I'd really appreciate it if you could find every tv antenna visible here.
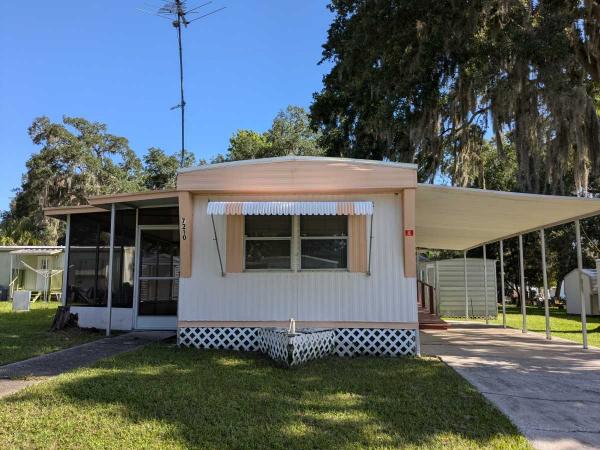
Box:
[139,1,226,167]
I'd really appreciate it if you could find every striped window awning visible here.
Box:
[207,201,373,216]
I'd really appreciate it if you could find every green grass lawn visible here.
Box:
[0,344,529,449]
[0,301,104,366]
[449,305,600,348]
[493,305,600,347]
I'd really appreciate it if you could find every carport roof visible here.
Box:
[416,184,600,251]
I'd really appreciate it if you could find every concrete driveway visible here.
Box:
[421,323,600,450]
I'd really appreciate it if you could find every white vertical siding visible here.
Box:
[179,193,417,323]
[0,251,11,286]
[72,306,133,331]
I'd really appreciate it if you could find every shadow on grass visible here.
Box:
[5,345,527,448]
[546,325,600,334]
[0,302,103,366]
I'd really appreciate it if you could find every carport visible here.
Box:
[415,184,600,349]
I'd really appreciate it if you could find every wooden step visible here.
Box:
[419,322,449,330]
[418,309,449,330]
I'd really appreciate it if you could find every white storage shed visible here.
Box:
[419,258,497,318]
[564,263,600,316]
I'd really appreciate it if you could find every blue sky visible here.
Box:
[0,1,333,211]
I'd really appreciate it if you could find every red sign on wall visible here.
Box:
[404,229,414,237]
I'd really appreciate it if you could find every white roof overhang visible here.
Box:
[416,184,600,251]
[87,190,179,209]
[207,201,374,216]
[177,156,417,194]
[10,248,62,256]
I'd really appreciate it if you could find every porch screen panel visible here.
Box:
[66,213,110,307]
[111,210,136,307]
[138,207,179,225]
[66,211,135,308]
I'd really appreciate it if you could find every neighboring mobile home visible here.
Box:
[44,156,600,356]
[0,246,64,301]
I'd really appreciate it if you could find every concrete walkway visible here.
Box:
[421,323,600,450]
[0,331,174,399]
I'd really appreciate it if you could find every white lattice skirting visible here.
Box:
[178,327,417,360]
[258,328,336,367]
[178,327,260,351]
[334,328,417,357]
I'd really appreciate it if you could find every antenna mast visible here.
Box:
[141,1,225,167]
[175,0,186,168]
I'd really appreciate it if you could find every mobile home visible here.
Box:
[46,158,420,356]
[0,246,64,301]
[44,156,600,356]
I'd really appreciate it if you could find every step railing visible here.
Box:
[417,280,436,316]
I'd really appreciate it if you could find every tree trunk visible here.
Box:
[50,306,78,331]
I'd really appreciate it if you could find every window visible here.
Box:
[300,216,348,269]
[242,215,348,271]
[244,216,292,270]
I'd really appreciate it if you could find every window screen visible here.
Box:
[244,216,292,270]
[138,207,179,225]
[300,216,348,269]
